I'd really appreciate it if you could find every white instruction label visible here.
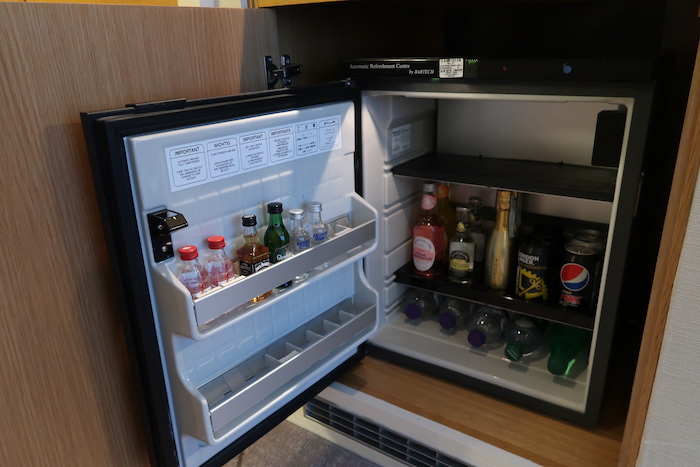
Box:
[207,138,239,178]
[391,123,411,155]
[439,58,464,78]
[165,114,341,192]
[168,144,207,188]
[268,126,294,163]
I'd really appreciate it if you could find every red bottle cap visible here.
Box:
[178,245,199,260]
[207,236,226,250]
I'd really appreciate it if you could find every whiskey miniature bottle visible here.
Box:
[236,215,272,302]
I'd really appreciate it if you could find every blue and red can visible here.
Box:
[558,242,600,313]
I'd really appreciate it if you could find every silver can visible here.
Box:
[572,229,606,254]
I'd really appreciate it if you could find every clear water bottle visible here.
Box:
[504,315,547,361]
[547,323,593,376]
[289,208,311,283]
[438,298,473,330]
[205,236,237,286]
[467,305,508,348]
[177,245,212,298]
[308,201,331,270]
[404,289,439,320]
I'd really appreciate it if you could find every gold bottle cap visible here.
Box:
[495,190,512,210]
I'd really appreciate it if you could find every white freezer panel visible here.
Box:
[382,171,422,209]
[382,203,415,254]
[381,279,408,315]
[384,239,412,279]
[360,93,436,165]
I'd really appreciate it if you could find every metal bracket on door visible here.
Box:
[265,55,302,90]
[147,209,189,263]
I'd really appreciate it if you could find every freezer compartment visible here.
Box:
[151,193,377,339]
[194,298,375,440]
[370,311,590,413]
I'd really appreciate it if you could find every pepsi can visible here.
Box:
[559,243,599,313]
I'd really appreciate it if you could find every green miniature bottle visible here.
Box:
[264,202,292,289]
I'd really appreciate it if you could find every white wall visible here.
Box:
[638,163,700,465]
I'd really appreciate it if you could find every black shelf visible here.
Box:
[391,153,617,202]
[394,262,595,330]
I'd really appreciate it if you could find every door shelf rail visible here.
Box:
[184,299,375,445]
[394,262,596,330]
[152,193,378,340]
[391,153,618,202]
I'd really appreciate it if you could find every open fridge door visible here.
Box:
[81,83,379,467]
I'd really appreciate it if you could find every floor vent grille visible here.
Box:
[305,398,474,467]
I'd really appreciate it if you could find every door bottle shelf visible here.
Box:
[152,193,378,340]
[183,299,376,445]
[391,153,618,202]
[394,262,596,330]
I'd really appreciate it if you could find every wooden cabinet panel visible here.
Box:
[0,3,277,465]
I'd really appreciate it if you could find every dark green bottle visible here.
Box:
[264,202,292,288]
[547,323,592,376]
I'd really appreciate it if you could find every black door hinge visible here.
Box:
[265,55,302,90]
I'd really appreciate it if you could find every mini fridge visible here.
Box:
[81,58,655,467]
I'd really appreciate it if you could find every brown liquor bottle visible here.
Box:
[236,214,272,302]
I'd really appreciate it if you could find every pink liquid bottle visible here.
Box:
[412,181,447,277]
[205,236,237,286]
[177,245,212,298]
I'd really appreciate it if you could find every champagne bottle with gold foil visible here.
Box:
[485,190,514,290]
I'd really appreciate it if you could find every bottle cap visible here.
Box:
[267,202,283,214]
[505,341,524,361]
[289,208,304,220]
[422,182,437,192]
[436,183,450,199]
[468,329,486,348]
[438,312,457,330]
[404,303,422,320]
[547,356,568,376]
[207,236,226,250]
[178,245,198,260]
[307,201,322,213]
[242,214,257,226]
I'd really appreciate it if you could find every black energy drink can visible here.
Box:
[515,236,551,302]
[559,242,599,313]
